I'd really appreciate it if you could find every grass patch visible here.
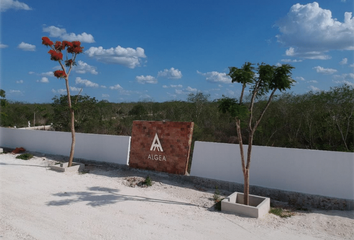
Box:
[213,186,224,211]
[142,176,152,187]
[16,153,33,160]
[269,207,295,218]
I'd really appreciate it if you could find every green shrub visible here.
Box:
[16,153,33,160]
[269,207,294,218]
[143,176,152,186]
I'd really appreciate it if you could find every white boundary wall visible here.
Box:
[190,141,354,200]
[0,127,131,165]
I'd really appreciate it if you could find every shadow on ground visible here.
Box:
[47,186,199,208]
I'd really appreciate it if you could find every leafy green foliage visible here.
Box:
[0,89,9,121]
[217,97,248,119]
[16,153,33,160]
[1,85,352,152]
[269,207,294,218]
[228,62,255,85]
[142,175,152,186]
[52,94,100,132]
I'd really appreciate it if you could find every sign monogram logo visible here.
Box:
[150,133,163,152]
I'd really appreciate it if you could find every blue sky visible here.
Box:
[0,0,353,103]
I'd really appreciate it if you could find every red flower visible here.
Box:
[72,41,81,47]
[54,41,64,50]
[48,49,63,61]
[42,37,53,46]
[65,59,74,67]
[53,70,67,78]
[62,41,73,48]
[66,40,83,54]
[67,46,83,54]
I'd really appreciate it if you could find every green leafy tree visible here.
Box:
[218,62,294,205]
[52,94,100,133]
[42,36,84,167]
[0,89,8,121]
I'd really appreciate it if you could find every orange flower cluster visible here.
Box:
[62,41,73,48]
[67,41,83,54]
[48,50,63,61]
[42,37,53,46]
[42,36,83,55]
[53,70,67,78]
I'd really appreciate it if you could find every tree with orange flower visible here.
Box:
[42,36,83,167]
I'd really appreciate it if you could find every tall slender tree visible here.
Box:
[218,62,294,205]
[42,37,83,167]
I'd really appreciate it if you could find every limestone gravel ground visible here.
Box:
[0,152,353,240]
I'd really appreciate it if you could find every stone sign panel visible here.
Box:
[129,121,194,175]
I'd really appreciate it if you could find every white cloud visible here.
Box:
[0,0,31,12]
[18,42,35,51]
[307,80,318,83]
[43,26,95,43]
[75,77,99,88]
[281,59,302,63]
[175,89,184,95]
[109,84,123,90]
[339,58,348,65]
[75,60,98,75]
[276,2,354,58]
[9,90,21,94]
[158,67,182,79]
[333,73,354,81]
[53,87,81,94]
[0,43,8,48]
[226,90,235,96]
[70,87,81,92]
[101,85,107,88]
[41,71,54,77]
[186,86,197,92]
[16,80,23,84]
[197,70,231,83]
[162,84,183,88]
[285,47,331,60]
[139,94,152,100]
[86,45,146,68]
[334,80,354,87]
[102,94,110,98]
[36,77,49,83]
[52,89,66,94]
[309,86,320,92]
[174,86,198,95]
[350,64,354,68]
[295,76,305,81]
[136,75,157,84]
[313,66,337,74]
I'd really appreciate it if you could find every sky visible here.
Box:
[0,0,353,103]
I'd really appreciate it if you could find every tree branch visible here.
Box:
[253,88,277,131]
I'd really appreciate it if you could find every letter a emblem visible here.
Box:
[150,133,163,152]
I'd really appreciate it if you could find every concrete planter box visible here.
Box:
[221,192,270,218]
[49,162,85,173]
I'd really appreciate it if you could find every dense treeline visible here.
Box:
[0,84,353,152]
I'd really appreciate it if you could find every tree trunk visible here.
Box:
[69,108,75,167]
[64,78,75,167]
[244,169,249,205]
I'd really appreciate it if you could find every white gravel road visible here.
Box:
[0,153,353,240]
